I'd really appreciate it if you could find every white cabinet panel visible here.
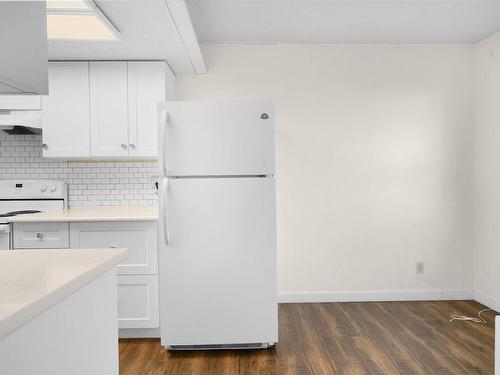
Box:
[117,275,159,329]
[13,222,69,249]
[42,62,90,157]
[90,62,129,157]
[70,221,158,274]
[128,62,166,158]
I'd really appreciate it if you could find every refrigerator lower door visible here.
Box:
[160,177,277,349]
[158,100,275,177]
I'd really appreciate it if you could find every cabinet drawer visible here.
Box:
[69,221,158,274]
[117,275,159,329]
[13,222,69,249]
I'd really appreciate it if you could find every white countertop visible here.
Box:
[7,206,159,223]
[0,248,127,339]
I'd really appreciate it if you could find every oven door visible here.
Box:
[0,223,11,250]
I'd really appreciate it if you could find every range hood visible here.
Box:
[0,95,42,135]
[0,111,42,134]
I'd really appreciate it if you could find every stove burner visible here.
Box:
[6,210,42,215]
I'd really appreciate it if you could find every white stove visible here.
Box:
[0,180,68,250]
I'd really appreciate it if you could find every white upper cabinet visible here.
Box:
[42,62,91,158]
[90,62,129,158]
[41,60,172,159]
[127,62,167,158]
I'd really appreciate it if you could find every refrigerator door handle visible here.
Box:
[161,178,169,244]
[160,110,168,177]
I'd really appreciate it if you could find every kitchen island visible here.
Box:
[0,248,127,375]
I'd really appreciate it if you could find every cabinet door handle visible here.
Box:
[120,143,128,149]
[42,144,48,150]
[129,143,136,149]
[36,232,44,239]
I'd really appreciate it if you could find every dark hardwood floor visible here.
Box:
[119,300,497,375]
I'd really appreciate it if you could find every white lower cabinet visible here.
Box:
[70,221,158,274]
[117,275,159,329]
[69,220,160,331]
[12,220,160,332]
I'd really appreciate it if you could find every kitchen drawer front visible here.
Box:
[13,222,69,249]
[117,275,159,329]
[69,221,158,274]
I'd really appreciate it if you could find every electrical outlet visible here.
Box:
[416,262,424,275]
[151,176,160,195]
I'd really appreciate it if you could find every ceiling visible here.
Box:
[48,0,201,74]
[186,0,500,44]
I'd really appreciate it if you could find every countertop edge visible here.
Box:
[8,217,159,223]
[6,207,159,223]
[0,249,128,340]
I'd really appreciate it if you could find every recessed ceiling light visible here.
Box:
[46,0,119,41]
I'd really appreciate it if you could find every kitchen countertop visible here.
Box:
[0,248,127,339]
[6,206,159,223]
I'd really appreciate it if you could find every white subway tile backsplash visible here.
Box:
[0,133,158,207]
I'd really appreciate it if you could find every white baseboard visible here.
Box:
[474,290,500,312]
[278,289,474,303]
[119,328,160,339]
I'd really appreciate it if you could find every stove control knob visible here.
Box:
[40,185,47,192]
[49,184,57,193]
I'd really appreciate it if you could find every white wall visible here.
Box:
[177,44,475,300]
[474,31,500,312]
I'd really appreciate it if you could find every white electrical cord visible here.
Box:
[449,308,494,324]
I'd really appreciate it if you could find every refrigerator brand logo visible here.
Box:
[260,113,269,120]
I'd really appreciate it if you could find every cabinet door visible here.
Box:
[69,221,158,274]
[90,62,129,157]
[127,62,166,158]
[42,62,90,157]
[117,275,159,329]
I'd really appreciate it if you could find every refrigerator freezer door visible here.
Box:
[160,177,278,347]
[158,101,275,177]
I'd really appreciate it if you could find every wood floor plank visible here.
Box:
[119,301,497,375]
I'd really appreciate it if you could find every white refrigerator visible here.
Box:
[157,100,278,350]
